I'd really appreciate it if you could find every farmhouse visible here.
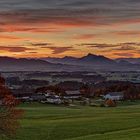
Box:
[103,92,124,101]
[30,94,46,101]
[46,95,62,104]
[64,90,82,99]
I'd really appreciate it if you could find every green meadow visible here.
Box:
[1,102,140,140]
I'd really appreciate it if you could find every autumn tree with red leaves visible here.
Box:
[0,76,23,137]
[105,99,117,107]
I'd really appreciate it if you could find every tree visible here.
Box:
[80,84,94,105]
[124,85,139,100]
[0,76,23,137]
[80,84,93,98]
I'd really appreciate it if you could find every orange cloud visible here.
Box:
[113,52,135,57]
[113,31,140,36]
[0,34,22,40]
[0,46,35,52]
[73,34,96,40]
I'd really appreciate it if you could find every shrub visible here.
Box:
[105,99,117,107]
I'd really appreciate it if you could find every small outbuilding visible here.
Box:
[103,92,124,101]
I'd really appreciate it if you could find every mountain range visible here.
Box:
[0,57,80,71]
[43,53,116,65]
[41,53,140,71]
[0,54,139,71]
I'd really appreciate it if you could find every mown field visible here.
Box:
[1,102,140,140]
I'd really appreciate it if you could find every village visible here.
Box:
[1,71,140,107]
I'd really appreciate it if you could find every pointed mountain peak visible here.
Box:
[86,53,96,57]
[82,53,104,59]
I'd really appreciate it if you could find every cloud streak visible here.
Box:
[0,46,35,52]
[80,42,140,49]
[0,6,139,33]
[45,46,74,54]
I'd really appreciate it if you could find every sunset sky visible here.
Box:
[0,0,140,58]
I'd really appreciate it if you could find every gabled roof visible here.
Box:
[107,92,124,96]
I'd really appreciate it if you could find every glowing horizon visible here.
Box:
[0,0,140,59]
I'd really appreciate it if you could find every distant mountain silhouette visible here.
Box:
[43,56,77,65]
[41,53,140,71]
[0,57,82,71]
[78,53,116,65]
[117,60,132,65]
[116,58,140,64]
[0,55,139,71]
[43,53,116,66]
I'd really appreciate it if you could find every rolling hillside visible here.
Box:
[1,102,140,140]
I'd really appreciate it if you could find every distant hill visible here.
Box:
[116,58,140,64]
[0,57,83,71]
[42,53,116,66]
[43,56,77,65]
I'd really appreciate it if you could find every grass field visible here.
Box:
[1,102,140,140]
